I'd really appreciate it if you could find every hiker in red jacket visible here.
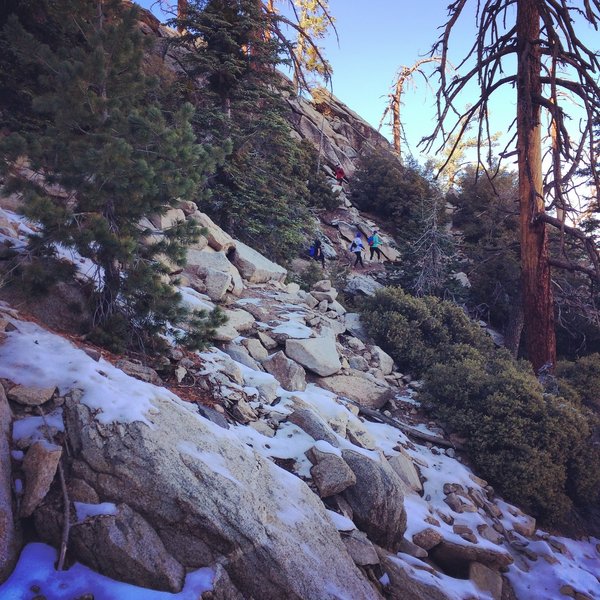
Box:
[335,165,346,185]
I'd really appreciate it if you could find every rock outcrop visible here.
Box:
[54,394,379,600]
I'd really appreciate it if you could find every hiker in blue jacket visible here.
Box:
[310,238,325,268]
[350,232,365,268]
[368,229,383,262]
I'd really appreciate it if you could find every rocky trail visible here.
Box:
[0,201,598,600]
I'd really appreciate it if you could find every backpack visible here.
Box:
[309,244,316,257]
[367,235,374,246]
[349,241,357,252]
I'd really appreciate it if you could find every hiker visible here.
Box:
[349,232,365,268]
[335,165,346,185]
[368,229,382,262]
[310,238,325,268]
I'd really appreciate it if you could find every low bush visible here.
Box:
[359,287,493,376]
[360,286,600,523]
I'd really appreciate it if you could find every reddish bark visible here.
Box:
[516,0,556,373]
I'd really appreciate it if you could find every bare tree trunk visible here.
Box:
[177,0,187,32]
[392,79,401,160]
[516,0,556,372]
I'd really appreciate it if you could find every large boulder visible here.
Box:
[345,275,383,297]
[185,248,232,277]
[262,351,307,392]
[20,441,62,518]
[230,240,287,283]
[0,386,19,582]
[189,211,235,252]
[148,207,186,231]
[317,373,390,410]
[70,503,185,592]
[60,394,380,600]
[341,450,407,552]
[285,337,342,377]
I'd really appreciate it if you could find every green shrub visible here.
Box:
[557,354,600,412]
[19,257,77,296]
[359,286,600,523]
[422,350,600,522]
[359,287,493,376]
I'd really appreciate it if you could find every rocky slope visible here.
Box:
[0,203,599,600]
[0,9,598,599]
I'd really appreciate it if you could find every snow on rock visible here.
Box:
[50,390,379,599]
[0,543,214,600]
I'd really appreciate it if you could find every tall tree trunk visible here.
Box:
[392,79,402,160]
[516,0,556,373]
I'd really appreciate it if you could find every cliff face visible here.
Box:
[286,86,392,177]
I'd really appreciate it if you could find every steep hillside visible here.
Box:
[0,5,599,600]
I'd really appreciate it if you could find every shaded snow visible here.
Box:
[0,543,213,600]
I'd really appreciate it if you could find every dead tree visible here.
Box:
[379,57,442,161]
[422,0,600,373]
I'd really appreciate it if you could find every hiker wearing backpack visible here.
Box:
[368,229,382,262]
[310,238,325,268]
[349,232,365,268]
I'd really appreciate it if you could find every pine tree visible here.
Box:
[172,0,316,264]
[0,0,223,350]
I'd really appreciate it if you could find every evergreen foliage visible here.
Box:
[360,287,600,523]
[0,0,223,351]
[448,168,521,327]
[171,0,321,265]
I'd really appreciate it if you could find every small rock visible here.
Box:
[8,385,57,407]
[412,528,442,551]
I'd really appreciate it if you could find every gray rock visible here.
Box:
[341,450,407,551]
[412,528,443,551]
[263,351,307,392]
[20,441,62,517]
[304,294,320,309]
[309,452,356,497]
[285,337,342,377]
[204,269,232,301]
[189,211,235,252]
[257,331,278,350]
[469,562,503,600]
[231,240,287,283]
[370,346,394,376]
[381,553,453,600]
[312,280,332,292]
[345,275,383,297]
[61,395,377,599]
[70,503,185,592]
[241,338,268,361]
[287,399,340,446]
[344,313,369,342]
[388,449,423,493]
[0,386,19,582]
[148,207,186,231]
[311,290,338,303]
[348,356,369,371]
[7,384,57,406]
[317,373,390,410]
[342,530,379,566]
[114,360,162,386]
[222,344,262,372]
[196,405,230,430]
